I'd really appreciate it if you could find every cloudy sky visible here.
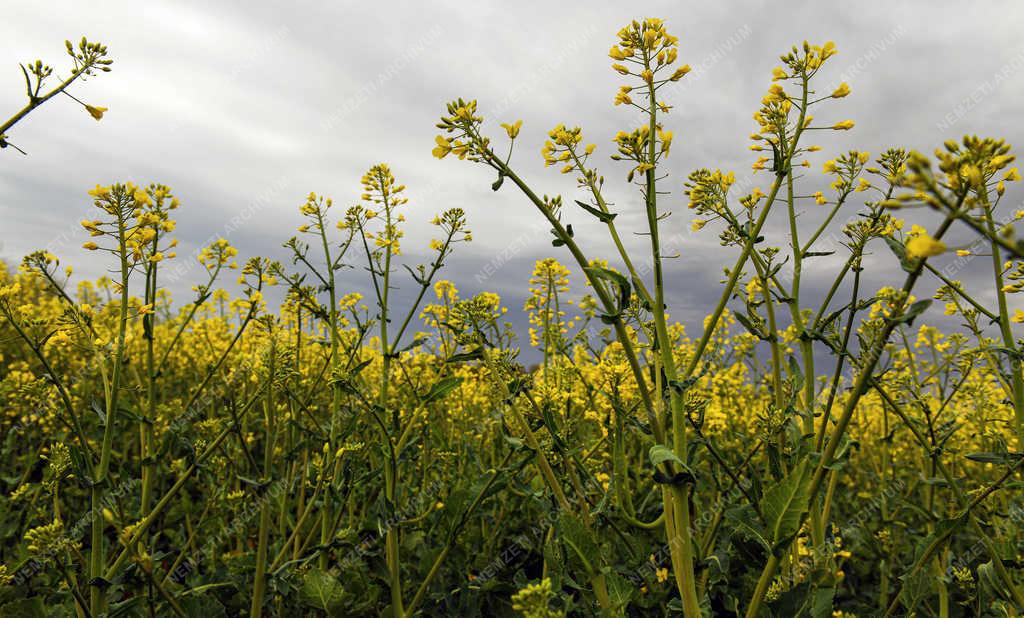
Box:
[3,1,1023,356]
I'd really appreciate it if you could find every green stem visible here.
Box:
[250,333,276,618]
[315,207,341,571]
[983,202,1024,443]
[90,198,130,616]
[1,62,92,136]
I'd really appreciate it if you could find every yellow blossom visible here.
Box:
[500,120,523,139]
[85,105,108,120]
[906,234,946,259]
[831,83,850,98]
[432,135,452,159]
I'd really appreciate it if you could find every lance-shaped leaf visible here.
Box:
[584,266,631,313]
[446,347,484,363]
[884,235,917,272]
[422,376,463,404]
[574,199,617,223]
[965,451,1024,466]
[760,457,812,553]
[734,311,767,340]
[890,299,932,326]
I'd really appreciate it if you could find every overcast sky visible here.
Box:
[3,1,1024,356]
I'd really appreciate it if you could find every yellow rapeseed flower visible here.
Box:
[906,234,946,259]
[432,135,452,159]
[831,83,850,98]
[500,120,523,139]
[85,105,108,120]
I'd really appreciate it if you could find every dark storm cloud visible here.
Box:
[2,1,1023,357]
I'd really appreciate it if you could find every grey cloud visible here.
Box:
[3,0,1023,360]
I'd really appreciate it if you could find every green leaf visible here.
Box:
[402,263,427,285]
[551,227,566,248]
[904,515,966,591]
[397,336,429,353]
[734,311,768,340]
[299,568,346,612]
[823,435,859,470]
[983,345,1024,360]
[965,451,1023,466]
[446,347,484,363]
[558,513,601,574]
[899,567,932,612]
[891,299,932,325]
[603,571,634,612]
[979,560,1016,604]
[809,587,835,618]
[788,355,804,394]
[90,399,106,425]
[884,235,916,272]
[583,266,631,309]
[178,595,227,617]
[540,405,567,452]
[349,358,373,376]
[0,598,46,618]
[506,376,530,398]
[723,505,770,552]
[574,199,617,223]
[543,534,565,592]
[423,376,463,404]
[816,305,847,332]
[648,444,684,468]
[760,457,812,553]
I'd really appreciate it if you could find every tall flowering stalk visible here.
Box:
[284,164,471,615]
[285,190,355,569]
[80,184,151,615]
